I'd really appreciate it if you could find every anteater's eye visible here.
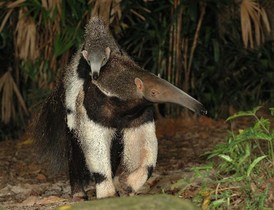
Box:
[102,57,107,65]
[151,89,158,97]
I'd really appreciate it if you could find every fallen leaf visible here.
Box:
[36,195,66,205]
[22,195,38,206]
[36,173,47,181]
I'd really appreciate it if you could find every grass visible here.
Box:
[169,107,274,209]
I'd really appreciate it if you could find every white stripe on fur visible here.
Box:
[64,48,85,130]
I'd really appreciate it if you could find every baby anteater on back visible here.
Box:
[64,17,122,132]
[81,16,122,80]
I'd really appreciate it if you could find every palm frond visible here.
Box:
[15,8,39,60]
[0,9,13,33]
[240,0,271,48]
[0,70,28,124]
[6,0,25,9]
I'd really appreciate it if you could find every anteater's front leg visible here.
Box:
[78,118,117,199]
[123,121,158,194]
[68,129,91,200]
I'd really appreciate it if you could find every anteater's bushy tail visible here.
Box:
[30,81,69,173]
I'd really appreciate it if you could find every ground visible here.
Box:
[0,113,267,209]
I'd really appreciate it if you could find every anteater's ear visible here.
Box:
[134,77,144,93]
[81,50,88,61]
[105,47,111,59]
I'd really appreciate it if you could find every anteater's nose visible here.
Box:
[92,72,99,80]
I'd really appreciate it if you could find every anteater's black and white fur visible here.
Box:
[32,53,158,199]
[65,17,122,135]
[31,18,206,200]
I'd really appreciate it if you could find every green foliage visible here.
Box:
[120,0,172,74]
[209,106,274,169]
[54,27,81,58]
[195,24,274,117]
[206,107,273,208]
[169,107,274,209]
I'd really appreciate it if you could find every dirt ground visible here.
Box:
[0,112,264,210]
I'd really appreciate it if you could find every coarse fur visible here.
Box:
[92,54,207,115]
[30,78,68,173]
[71,53,206,197]
[82,16,122,80]
[31,52,206,199]
[64,17,123,133]
[31,53,156,198]
[72,77,156,198]
[64,47,86,131]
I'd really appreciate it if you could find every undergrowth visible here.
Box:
[170,107,274,209]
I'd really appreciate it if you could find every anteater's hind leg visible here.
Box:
[122,121,158,194]
[110,130,124,177]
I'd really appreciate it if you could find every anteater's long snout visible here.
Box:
[141,75,207,115]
